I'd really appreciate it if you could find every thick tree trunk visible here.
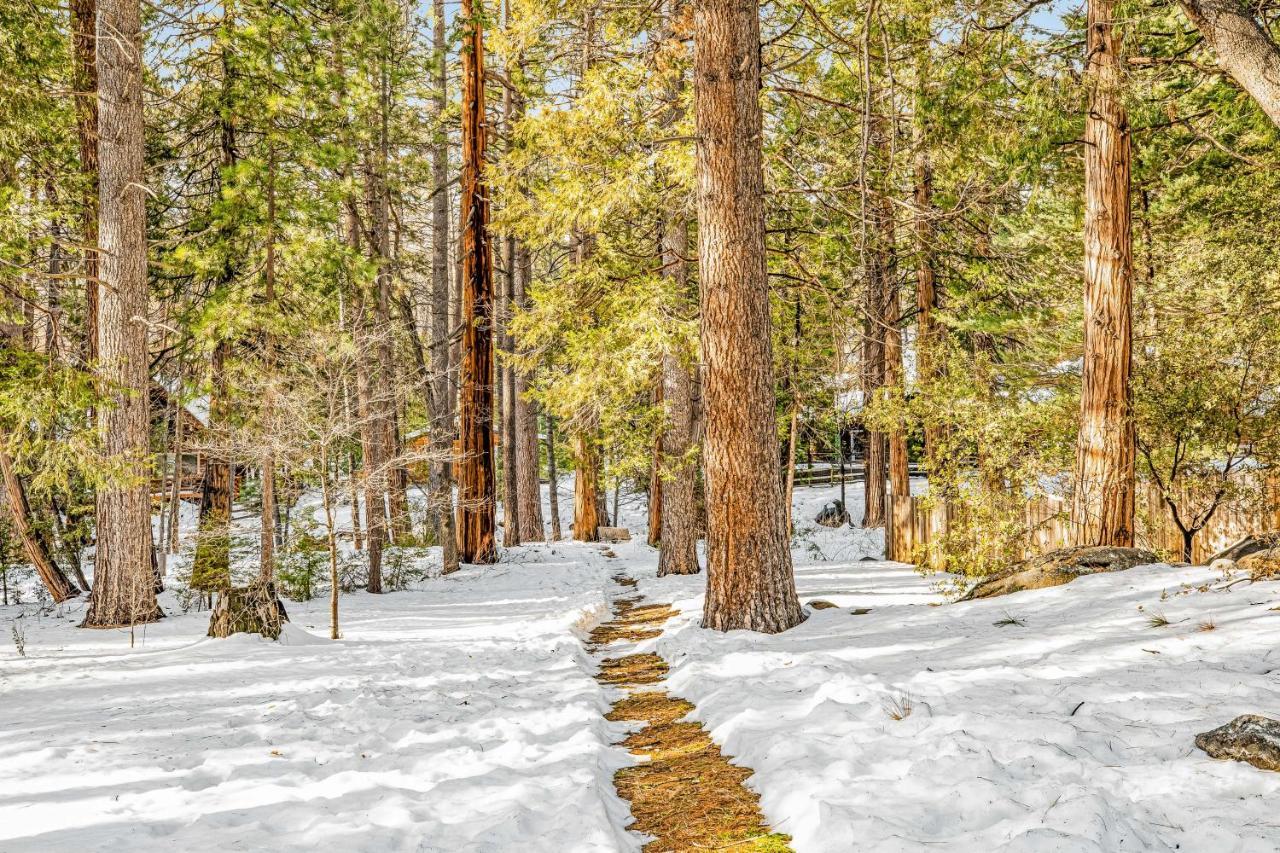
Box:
[1178,0,1280,128]
[84,0,162,627]
[456,0,498,564]
[547,415,562,540]
[1071,0,1136,547]
[429,0,459,573]
[694,0,802,632]
[0,453,79,602]
[572,433,601,541]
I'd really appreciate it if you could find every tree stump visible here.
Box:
[207,582,289,640]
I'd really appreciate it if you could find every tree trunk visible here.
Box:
[513,242,545,542]
[501,231,520,545]
[860,74,890,530]
[885,288,912,558]
[72,0,99,366]
[456,0,498,564]
[1071,0,1136,547]
[84,0,162,627]
[913,72,945,474]
[1178,0,1280,128]
[694,0,802,632]
[167,375,183,554]
[657,213,699,576]
[547,415,562,540]
[192,340,233,592]
[192,37,238,593]
[429,0,459,573]
[572,433,601,541]
[0,453,78,602]
[647,381,663,548]
[259,144,278,582]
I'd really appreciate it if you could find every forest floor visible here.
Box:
[3,482,1280,851]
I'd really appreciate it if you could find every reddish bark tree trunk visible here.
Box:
[84,0,162,627]
[1072,0,1136,547]
[695,0,801,632]
[572,433,601,542]
[456,0,498,563]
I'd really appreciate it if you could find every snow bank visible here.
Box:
[637,558,1280,852]
[0,546,636,852]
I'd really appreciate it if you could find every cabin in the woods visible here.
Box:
[148,384,210,502]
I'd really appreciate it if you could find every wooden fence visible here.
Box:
[886,471,1280,568]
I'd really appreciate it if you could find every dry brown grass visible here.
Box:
[608,688,791,852]
[598,653,669,686]
[591,585,791,853]
[614,575,639,588]
[590,602,679,646]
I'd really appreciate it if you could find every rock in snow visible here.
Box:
[1196,715,1280,772]
[814,499,850,528]
[962,545,1159,600]
[1208,532,1280,564]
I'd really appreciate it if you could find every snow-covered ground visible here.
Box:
[0,542,634,852]
[4,478,1280,852]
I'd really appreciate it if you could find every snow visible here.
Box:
[0,545,636,852]
[5,477,1280,851]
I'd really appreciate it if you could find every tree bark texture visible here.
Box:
[1071,0,1136,547]
[84,0,162,627]
[456,0,498,564]
[513,242,544,542]
[657,209,700,576]
[1178,0,1280,128]
[572,432,601,541]
[694,0,802,632]
[72,0,100,366]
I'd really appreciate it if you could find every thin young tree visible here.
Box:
[429,0,459,572]
[83,0,162,627]
[456,0,498,563]
[1071,0,1135,547]
[695,0,802,632]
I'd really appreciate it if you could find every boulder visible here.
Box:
[815,500,850,528]
[961,545,1159,601]
[1195,715,1280,772]
[1238,548,1280,581]
[1208,532,1280,565]
[597,526,631,543]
